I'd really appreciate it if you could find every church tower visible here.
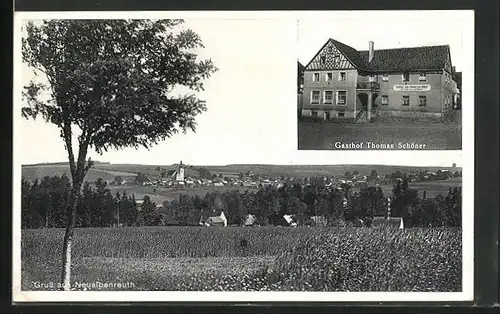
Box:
[175,161,185,182]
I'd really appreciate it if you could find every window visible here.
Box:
[419,72,426,81]
[402,72,410,82]
[320,56,326,64]
[336,91,347,105]
[338,112,345,118]
[419,96,427,106]
[310,90,320,104]
[326,73,333,82]
[339,72,347,81]
[327,47,333,53]
[311,110,318,118]
[381,95,389,105]
[313,73,320,82]
[324,91,334,104]
[402,96,410,106]
[334,55,340,65]
[369,74,376,82]
[382,74,389,82]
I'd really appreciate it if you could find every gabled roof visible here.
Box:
[308,38,452,73]
[329,38,369,70]
[298,61,305,72]
[199,209,224,219]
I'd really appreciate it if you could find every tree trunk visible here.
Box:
[60,181,82,291]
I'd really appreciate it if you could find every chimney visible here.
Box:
[368,41,374,62]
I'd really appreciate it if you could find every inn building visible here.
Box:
[298,39,460,122]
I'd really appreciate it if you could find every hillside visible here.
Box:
[203,164,459,178]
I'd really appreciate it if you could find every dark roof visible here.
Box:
[330,38,369,70]
[298,61,305,72]
[358,45,450,72]
[322,38,451,73]
[166,169,176,176]
[199,209,223,219]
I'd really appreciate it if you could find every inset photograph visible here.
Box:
[21,162,463,293]
[297,11,472,150]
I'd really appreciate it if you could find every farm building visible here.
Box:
[310,215,327,226]
[299,38,460,122]
[199,210,228,227]
[372,217,404,229]
[243,214,257,227]
[135,198,144,211]
[273,214,297,227]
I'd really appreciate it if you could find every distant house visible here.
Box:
[274,214,297,227]
[310,215,327,226]
[199,210,227,227]
[372,217,404,229]
[243,214,257,227]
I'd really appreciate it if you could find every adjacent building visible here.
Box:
[199,210,228,227]
[299,38,460,122]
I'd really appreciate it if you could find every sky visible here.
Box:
[13,11,472,168]
[298,10,472,72]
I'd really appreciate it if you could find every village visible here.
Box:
[104,161,462,230]
[116,161,460,191]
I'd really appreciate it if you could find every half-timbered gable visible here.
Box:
[305,39,357,71]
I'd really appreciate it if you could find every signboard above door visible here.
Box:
[393,84,431,92]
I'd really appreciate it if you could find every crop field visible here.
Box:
[298,120,462,150]
[378,178,462,198]
[22,226,462,292]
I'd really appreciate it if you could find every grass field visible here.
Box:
[297,120,462,150]
[22,226,462,292]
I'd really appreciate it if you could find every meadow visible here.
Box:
[297,120,462,150]
[22,226,462,292]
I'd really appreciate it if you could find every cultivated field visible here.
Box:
[22,226,462,292]
[297,120,462,150]
[378,177,462,198]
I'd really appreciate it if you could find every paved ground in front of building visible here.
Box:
[297,120,462,150]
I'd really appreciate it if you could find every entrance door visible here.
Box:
[325,111,330,120]
[358,93,368,110]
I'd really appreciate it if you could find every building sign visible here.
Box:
[393,84,431,92]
